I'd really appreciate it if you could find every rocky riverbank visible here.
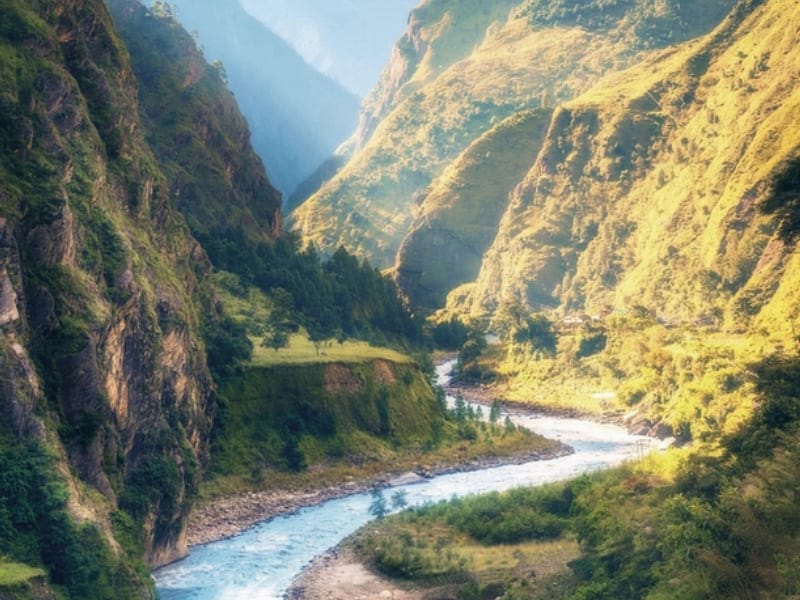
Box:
[186,442,573,547]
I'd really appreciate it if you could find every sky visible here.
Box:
[238,0,419,97]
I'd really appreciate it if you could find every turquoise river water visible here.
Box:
[155,360,650,599]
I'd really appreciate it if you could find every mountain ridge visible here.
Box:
[290,0,740,269]
[153,0,360,198]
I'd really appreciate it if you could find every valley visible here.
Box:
[154,360,646,599]
[0,0,798,599]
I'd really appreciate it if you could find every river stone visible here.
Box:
[0,267,19,325]
[388,471,427,486]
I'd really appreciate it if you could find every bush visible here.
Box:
[0,437,149,599]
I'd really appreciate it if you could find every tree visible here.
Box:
[282,435,306,472]
[490,401,501,427]
[261,287,296,351]
[376,387,392,435]
[369,489,388,519]
[262,328,289,352]
[429,417,444,448]
[513,314,557,353]
[458,339,484,365]
[391,490,409,511]
[307,321,333,356]
[504,416,516,433]
[453,394,467,422]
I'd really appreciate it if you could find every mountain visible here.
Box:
[0,0,233,593]
[290,0,737,269]
[0,1,459,595]
[0,0,290,593]
[112,0,283,245]
[290,0,800,441]
[239,0,418,97]
[154,0,360,198]
[449,0,800,337]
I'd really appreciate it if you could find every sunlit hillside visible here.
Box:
[291,0,737,267]
[453,0,800,338]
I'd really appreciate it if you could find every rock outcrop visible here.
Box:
[0,0,281,593]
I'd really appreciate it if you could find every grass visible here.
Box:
[201,423,558,500]
[349,493,581,598]
[0,560,44,586]
[210,271,412,365]
[249,333,410,366]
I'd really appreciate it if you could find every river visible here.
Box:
[154,360,650,599]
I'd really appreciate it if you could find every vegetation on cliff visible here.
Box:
[291,0,738,269]
[0,0,229,594]
[153,0,360,198]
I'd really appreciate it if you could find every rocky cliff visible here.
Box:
[0,0,280,595]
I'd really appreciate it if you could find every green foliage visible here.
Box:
[391,489,409,511]
[0,437,148,599]
[260,287,296,352]
[576,332,607,359]
[369,489,389,520]
[360,525,471,581]
[119,453,181,532]
[202,315,253,380]
[376,387,392,436]
[422,485,571,546]
[456,325,489,379]
[430,317,470,350]
[489,401,501,426]
[513,314,558,354]
[349,354,800,599]
[80,206,129,304]
[201,233,423,350]
[208,361,440,479]
[109,0,283,240]
[281,434,307,472]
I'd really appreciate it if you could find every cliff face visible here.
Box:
[290,0,737,268]
[0,0,279,592]
[158,0,360,198]
[451,0,800,337]
[108,0,283,246]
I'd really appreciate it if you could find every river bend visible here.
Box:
[155,360,649,599]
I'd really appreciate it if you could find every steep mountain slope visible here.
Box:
[109,0,283,245]
[291,0,737,268]
[0,0,284,595]
[158,0,360,198]
[415,0,800,450]
[395,109,554,310]
[239,0,418,97]
[452,0,800,339]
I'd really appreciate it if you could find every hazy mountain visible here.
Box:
[0,0,430,595]
[239,0,418,97]
[158,0,360,197]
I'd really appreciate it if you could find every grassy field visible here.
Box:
[211,271,412,366]
[249,333,411,366]
[0,560,44,586]
[349,485,583,599]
